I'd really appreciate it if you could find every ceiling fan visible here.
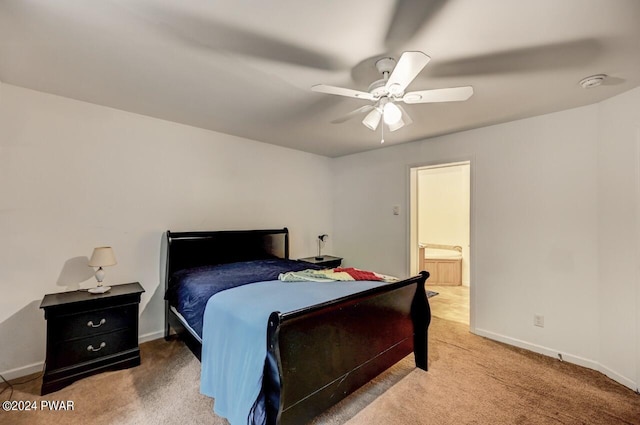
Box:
[311,51,473,137]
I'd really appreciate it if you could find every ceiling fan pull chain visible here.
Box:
[381,119,385,144]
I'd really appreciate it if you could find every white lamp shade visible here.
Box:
[362,108,382,130]
[88,247,117,267]
[383,102,402,125]
[388,117,406,132]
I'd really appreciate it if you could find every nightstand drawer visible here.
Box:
[49,303,137,342]
[48,328,138,370]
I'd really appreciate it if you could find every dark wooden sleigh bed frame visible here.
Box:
[164,228,431,425]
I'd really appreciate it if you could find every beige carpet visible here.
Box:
[2,317,639,424]
[347,318,640,424]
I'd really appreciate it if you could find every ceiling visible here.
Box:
[1,0,639,157]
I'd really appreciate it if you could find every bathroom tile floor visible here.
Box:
[427,284,469,325]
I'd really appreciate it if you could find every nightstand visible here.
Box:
[40,282,145,395]
[298,255,343,268]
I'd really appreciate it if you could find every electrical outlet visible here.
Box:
[534,314,544,327]
[392,205,400,215]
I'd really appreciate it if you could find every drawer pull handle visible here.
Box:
[87,318,106,328]
[87,342,106,352]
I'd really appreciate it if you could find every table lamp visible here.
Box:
[316,234,328,260]
[88,247,117,294]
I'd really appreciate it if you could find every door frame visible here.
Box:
[408,157,476,332]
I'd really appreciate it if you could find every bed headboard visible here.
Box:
[165,228,290,283]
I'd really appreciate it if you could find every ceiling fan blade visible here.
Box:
[117,1,346,71]
[396,104,413,126]
[331,105,375,124]
[385,0,448,49]
[385,51,431,95]
[427,39,600,78]
[403,86,473,104]
[312,84,375,101]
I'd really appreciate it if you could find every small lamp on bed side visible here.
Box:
[316,234,328,260]
[88,247,117,294]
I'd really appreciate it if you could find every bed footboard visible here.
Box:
[264,271,430,425]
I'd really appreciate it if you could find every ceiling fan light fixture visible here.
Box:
[383,102,402,125]
[362,108,382,131]
[312,51,472,142]
[388,117,406,132]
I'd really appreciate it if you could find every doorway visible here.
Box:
[409,161,471,326]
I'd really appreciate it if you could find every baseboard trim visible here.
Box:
[598,363,638,391]
[0,361,45,381]
[6,328,636,392]
[1,331,166,381]
[474,328,638,391]
[139,329,164,344]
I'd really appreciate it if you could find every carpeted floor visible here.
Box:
[2,317,639,424]
[347,318,640,425]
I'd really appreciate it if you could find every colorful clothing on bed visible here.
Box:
[335,267,383,281]
[278,268,353,282]
[278,267,398,283]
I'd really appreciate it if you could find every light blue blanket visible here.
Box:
[200,279,387,425]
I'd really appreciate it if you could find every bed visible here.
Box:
[164,228,431,425]
[419,243,463,286]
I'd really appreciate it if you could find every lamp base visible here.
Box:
[88,286,111,294]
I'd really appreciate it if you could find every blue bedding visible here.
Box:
[166,259,321,337]
[200,279,388,425]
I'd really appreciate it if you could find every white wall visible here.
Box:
[3,78,639,392]
[333,105,605,379]
[334,88,640,391]
[597,87,640,390]
[417,164,470,284]
[0,83,334,378]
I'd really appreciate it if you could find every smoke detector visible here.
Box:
[579,74,607,89]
